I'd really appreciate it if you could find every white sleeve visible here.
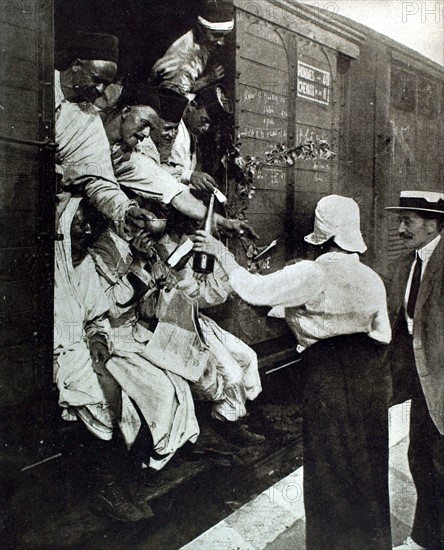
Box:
[114,152,189,204]
[56,102,134,221]
[229,261,324,308]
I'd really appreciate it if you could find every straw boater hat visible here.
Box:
[385,190,444,216]
[304,194,367,254]
[198,0,235,32]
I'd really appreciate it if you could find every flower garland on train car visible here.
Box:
[222,137,336,268]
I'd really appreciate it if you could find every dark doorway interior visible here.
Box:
[55,0,201,81]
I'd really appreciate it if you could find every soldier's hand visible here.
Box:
[131,230,155,257]
[126,207,167,234]
[209,64,225,83]
[164,270,179,291]
[90,341,111,372]
[193,64,225,92]
[215,215,259,240]
[190,171,217,193]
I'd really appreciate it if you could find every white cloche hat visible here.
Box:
[304,194,367,254]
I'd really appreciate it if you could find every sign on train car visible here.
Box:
[297,61,331,105]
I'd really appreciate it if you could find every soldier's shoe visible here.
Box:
[393,537,427,550]
[213,420,265,446]
[138,467,163,488]
[94,481,149,522]
[183,438,243,466]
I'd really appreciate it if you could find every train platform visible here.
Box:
[2,396,416,549]
[182,402,415,550]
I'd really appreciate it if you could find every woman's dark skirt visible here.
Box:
[300,333,392,550]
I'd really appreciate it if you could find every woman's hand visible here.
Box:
[192,231,241,276]
[192,230,228,259]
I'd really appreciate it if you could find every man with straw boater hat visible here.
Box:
[385,191,444,550]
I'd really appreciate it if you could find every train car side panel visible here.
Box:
[0,0,55,410]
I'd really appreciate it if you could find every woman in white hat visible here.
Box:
[193,194,392,549]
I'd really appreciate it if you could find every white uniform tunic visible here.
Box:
[55,71,135,222]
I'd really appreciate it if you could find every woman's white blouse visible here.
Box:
[228,252,391,352]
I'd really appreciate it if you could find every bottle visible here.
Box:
[193,192,215,274]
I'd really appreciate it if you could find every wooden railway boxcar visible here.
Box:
[1,0,443,444]
[223,0,444,350]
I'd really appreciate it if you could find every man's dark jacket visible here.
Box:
[385,236,444,435]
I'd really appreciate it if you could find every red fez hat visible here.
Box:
[119,83,160,115]
[158,88,189,123]
[69,31,119,63]
[198,0,234,31]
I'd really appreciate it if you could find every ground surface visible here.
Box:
[2,369,306,549]
[183,402,415,550]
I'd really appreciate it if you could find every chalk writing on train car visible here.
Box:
[295,126,332,146]
[256,167,286,188]
[294,159,331,173]
[241,86,289,119]
[241,126,288,140]
[297,61,330,105]
[242,88,287,105]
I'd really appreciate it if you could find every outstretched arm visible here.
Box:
[192,230,323,308]
[171,190,259,239]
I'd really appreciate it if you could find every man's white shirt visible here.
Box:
[404,234,441,333]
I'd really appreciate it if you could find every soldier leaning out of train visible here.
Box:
[192,195,393,550]
[149,0,234,99]
[100,82,256,239]
[54,30,160,235]
[161,93,217,194]
[97,82,264,441]
[87,208,202,474]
